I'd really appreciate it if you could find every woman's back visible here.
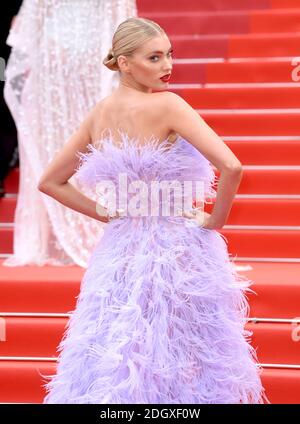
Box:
[90,91,178,147]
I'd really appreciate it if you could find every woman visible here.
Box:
[38,17,269,404]
[3,0,137,267]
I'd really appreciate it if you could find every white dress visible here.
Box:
[3,0,137,267]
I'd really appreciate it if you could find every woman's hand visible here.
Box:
[182,209,222,230]
[96,203,125,223]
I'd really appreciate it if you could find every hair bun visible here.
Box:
[108,48,115,59]
[103,47,118,71]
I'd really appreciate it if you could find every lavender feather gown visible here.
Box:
[42,132,269,404]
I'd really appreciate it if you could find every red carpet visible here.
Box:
[0,0,299,403]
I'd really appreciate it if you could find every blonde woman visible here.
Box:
[3,0,137,267]
[39,17,269,404]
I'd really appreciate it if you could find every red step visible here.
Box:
[0,228,13,254]
[0,317,66,358]
[205,60,298,84]
[1,317,299,366]
[261,368,300,404]
[221,229,300,258]
[0,361,55,403]
[244,262,300,318]
[206,198,300,226]
[172,85,300,109]
[138,0,300,12]
[0,197,16,222]
[0,360,298,403]
[142,10,300,35]
[229,33,300,58]
[173,60,295,84]
[0,260,83,313]
[246,322,300,365]
[3,169,19,194]
[272,0,300,8]
[236,168,300,195]
[169,33,300,58]
[3,197,299,225]
[202,111,300,135]
[143,11,248,36]
[251,8,300,33]
[1,226,300,257]
[138,0,270,12]
[4,165,300,199]
[226,139,300,165]
[1,261,299,317]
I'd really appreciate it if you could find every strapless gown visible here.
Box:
[41,131,269,404]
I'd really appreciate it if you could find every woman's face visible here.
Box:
[119,34,173,92]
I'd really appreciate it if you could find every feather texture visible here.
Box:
[41,131,269,404]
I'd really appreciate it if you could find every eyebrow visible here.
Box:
[148,47,173,54]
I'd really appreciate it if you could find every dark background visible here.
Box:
[0,0,22,194]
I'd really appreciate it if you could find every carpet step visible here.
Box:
[222,229,300,258]
[0,318,299,366]
[4,163,300,196]
[202,110,300,135]
[231,168,300,195]
[247,322,300,365]
[169,33,300,58]
[226,139,300,165]
[0,261,299,318]
[172,85,300,109]
[0,260,83,313]
[0,198,16,223]
[2,197,299,225]
[243,262,300,318]
[208,198,300,226]
[1,226,300,257]
[0,361,299,403]
[173,60,298,84]
[142,10,300,35]
[262,368,300,404]
[138,0,300,13]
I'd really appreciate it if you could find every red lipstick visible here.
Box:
[160,74,171,82]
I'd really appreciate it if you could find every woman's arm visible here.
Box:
[37,107,109,223]
[165,92,243,229]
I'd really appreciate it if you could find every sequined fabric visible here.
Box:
[3,0,137,267]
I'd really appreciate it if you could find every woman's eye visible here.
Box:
[150,52,173,61]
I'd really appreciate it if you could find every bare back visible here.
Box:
[89,91,178,148]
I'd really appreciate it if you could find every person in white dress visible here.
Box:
[3,0,137,267]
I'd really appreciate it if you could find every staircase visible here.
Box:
[0,0,300,403]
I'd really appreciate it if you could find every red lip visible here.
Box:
[160,74,171,82]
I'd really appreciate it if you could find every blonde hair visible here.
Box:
[103,17,166,72]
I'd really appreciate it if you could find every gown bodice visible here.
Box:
[75,131,217,220]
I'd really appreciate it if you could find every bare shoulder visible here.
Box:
[149,91,184,118]
[151,91,196,136]
[88,96,109,118]
[81,97,109,132]
[152,91,192,117]
[157,91,188,106]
